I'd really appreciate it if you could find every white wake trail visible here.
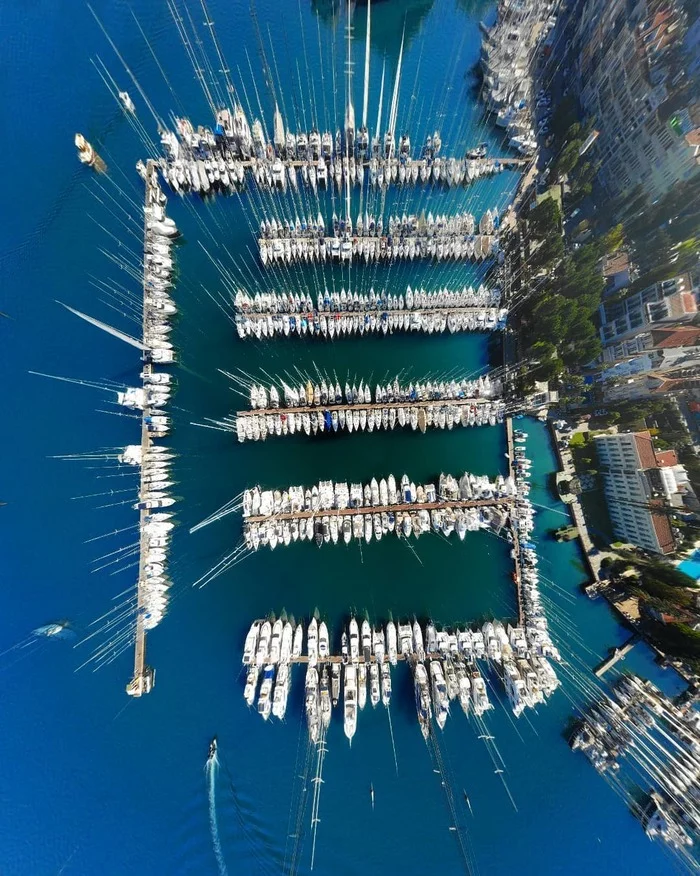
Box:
[207,757,229,876]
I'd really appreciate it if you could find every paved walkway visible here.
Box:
[549,422,616,586]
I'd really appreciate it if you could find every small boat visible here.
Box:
[119,91,136,114]
[32,621,73,639]
[74,133,105,171]
[370,783,375,810]
[207,736,217,762]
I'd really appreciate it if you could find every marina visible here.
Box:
[241,615,561,741]
[258,230,498,265]
[229,374,505,441]
[571,675,700,865]
[480,0,555,154]
[8,0,698,871]
[235,305,507,339]
[234,283,503,313]
[157,110,527,197]
[232,399,505,441]
[233,284,508,338]
[241,470,515,548]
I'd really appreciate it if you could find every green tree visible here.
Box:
[554,139,583,179]
[603,224,625,253]
[527,198,562,239]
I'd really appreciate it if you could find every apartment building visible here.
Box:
[594,431,689,552]
[570,0,699,201]
[598,272,698,347]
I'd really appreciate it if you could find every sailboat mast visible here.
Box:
[388,28,405,157]
[58,302,147,350]
[362,0,371,130]
[375,59,385,146]
[345,0,353,221]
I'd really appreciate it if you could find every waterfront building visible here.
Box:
[594,431,691,553]
[569,0,699,201]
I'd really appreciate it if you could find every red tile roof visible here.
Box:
[650,501,675,554]
[655,449,678,468]
[682,292,698,313]
[634,431,658,469]
[650,326,700,349]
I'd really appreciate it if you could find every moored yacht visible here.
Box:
[305,665,321,742]
[344,664,358,744]
[257,664,275,720]
[430,660,450,729]
[414,662,432,740]
[272,662,291,719]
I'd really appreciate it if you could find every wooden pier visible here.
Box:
[244,496,513,525]
[238,396,501,418]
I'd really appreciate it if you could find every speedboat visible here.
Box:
[207,736,217,762]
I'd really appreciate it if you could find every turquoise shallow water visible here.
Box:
[678,550,700,581]
[0,0,688,873]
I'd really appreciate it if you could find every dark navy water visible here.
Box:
[0,0,685,873]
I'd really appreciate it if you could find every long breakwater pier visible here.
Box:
[125,160,179,698]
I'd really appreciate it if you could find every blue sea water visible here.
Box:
[0,0,687,874]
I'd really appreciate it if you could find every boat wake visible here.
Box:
[205,756,229,876]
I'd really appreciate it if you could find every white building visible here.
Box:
[570,0,699,202]
[594,431,688,553]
